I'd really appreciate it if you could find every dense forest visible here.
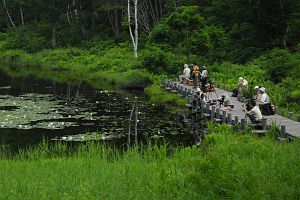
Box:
[1,0,300,112]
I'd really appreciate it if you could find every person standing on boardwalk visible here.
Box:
[179,64,190,83]
[238,77,248,95]
[192,63,199,89]
[201,65,208,93]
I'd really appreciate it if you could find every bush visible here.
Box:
[121,69,152,90]
[253,48,300,83]
[141,45,181,74]
[4,27,50,52]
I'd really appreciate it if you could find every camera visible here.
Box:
[243,103,251,111]
[217,96,225,104]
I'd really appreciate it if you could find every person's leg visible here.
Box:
[202,78,207,92]
[247,114,259,123]
[193,76,198,89]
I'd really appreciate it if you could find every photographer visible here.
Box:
[244,100,262,124]
[192,87,205,110]
[253,86,262,101]
[192,63,199,89]
[220,93,234,111]
[200,65,208,93]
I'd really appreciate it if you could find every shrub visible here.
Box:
[4,27,49,52]
[141,45,181,74]
[121,69,152,90]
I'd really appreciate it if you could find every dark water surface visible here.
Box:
[0,70,204,152]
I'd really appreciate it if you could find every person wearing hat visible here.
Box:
[256,87,270,105]
[237,77,248,97]
[253,86,262,101]
[192,87,205,110]
[220,93,234,111]
[200,65,208,93]
[179,64,190,83]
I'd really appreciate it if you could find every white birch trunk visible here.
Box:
[128,0,138,59]
[3,0,15,27]
[20,6,24,25]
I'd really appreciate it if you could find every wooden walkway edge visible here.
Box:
[162,80,300,139]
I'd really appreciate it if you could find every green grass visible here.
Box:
[144,80,187,107]
[1,125,300,199]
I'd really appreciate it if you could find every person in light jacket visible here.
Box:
[179,64,190,83]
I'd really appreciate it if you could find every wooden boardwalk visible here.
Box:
[162,80,300,138]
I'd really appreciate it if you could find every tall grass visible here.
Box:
[1,125,300,199]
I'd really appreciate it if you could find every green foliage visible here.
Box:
[151,6,229,62]
[120,69,152,90]
[4,26,50,52]
[144,81,186,107]
[140,45,181,74]
[151,6,205,47]
[253,49,300,83]
[1,128,300,199]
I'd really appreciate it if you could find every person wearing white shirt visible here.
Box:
[253,86,262,102]
[256,87,270,105]
[237,77,248,97]
[179,64,190,83]
[245,101,263,123]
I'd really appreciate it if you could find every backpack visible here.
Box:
[231,88,239,97]
[259,103,275,115]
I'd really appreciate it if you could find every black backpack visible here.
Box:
[232,88,239,97]
[259,103,275,115]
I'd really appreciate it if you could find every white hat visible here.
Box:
[184,64,188,68]
[254,86,259,89]
[239,77,243,81]
[259,87,266,93]
[196,87,201,92]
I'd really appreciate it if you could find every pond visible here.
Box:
[0,69,205,152]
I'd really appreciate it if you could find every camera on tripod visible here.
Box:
[217,96,225,105]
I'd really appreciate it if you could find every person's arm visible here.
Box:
[260,93,266,103]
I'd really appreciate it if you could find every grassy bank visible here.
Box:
[0,44,186,107]
[0,124,299,199]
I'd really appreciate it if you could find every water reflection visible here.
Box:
[0,70,204,152]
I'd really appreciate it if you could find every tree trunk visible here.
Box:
[159,0,163,18]
[134,0,138,58]
[283,24,289,48]
[3,0,15,27]
[52,22,58,48]
[113,0,120,37]
[20,6,24,25]
[128,0,138,59]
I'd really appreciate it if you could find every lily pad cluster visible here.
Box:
[0,93,102,129]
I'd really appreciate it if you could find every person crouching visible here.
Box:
[220,93,234,111]
[245,100,262,123]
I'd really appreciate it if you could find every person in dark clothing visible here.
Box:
[201,65,208,93]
